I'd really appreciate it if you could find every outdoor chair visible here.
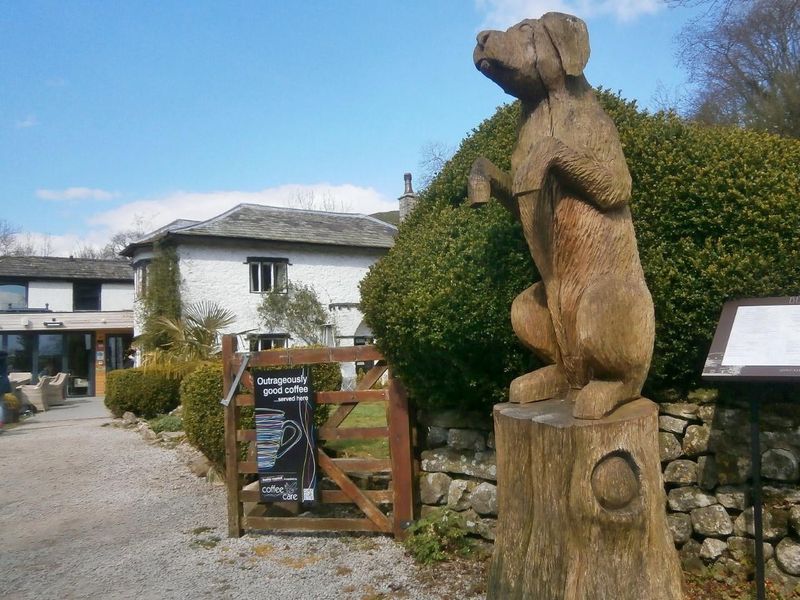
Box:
[45,372,68,406]
[18,376,52,412]
[8,372,32,386]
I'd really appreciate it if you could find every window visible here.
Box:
[2,334,33,372]
[134,261,150,299]
[0,282,27,310]
[37,333,63,377]
[320,324,336,347]
[249,334,289,352]
[73,282,101,311]
[248,257,288,293]
[354,335,376,375]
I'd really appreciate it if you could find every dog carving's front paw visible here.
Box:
[509,365,568,403]
[468,175,491,206]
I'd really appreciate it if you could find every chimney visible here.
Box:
[398,172,418,222]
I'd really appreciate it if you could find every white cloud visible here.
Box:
[475,0,662,28]
[15,115,39,129]
[36,187,120,201]
[23,183,397,257]
[86,183,396,235]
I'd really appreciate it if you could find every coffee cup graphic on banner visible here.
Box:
[255,408,302,470]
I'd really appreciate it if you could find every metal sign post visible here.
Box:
[703,296,800,600]
[749,391,765,600]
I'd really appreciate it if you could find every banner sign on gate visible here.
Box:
[254,367,317,504]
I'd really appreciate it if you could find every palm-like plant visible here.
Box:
[135,301,236,368]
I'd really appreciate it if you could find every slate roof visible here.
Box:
[121,204,397,256]
[0,256,133,281]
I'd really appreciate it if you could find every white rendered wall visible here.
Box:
[28,281,73,311]
[173,240,384,343]
[101,283,134,311]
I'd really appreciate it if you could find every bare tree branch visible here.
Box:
[671,0,800,136]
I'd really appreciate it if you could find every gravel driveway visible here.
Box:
[0,399,483,600]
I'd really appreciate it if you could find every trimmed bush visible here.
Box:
[181,360,342,470]
[104,367,182,418]
[181,362,229,468]
[360,92,800,411]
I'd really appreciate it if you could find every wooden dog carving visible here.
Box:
[469,12,655,419]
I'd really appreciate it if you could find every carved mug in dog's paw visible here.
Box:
[469,12,655,420]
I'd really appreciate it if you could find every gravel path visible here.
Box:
[0,401,483,600]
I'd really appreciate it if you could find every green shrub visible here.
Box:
[181,360,342,470]
[403,508,472,564]
[361,92,800,410]
[104,367,182,418]
[148,413,183,433]
[181,363,227,469]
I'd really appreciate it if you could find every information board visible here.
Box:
[703,296,800,381]
[254,367,318,504]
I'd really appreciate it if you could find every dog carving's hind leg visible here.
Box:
[509,282,569,403]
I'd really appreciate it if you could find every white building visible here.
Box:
[0,256,134,396]
[122,204,397,385]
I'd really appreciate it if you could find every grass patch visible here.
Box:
[252,544,276,557]
[322,403,389,458]
[189,526,213,535]
[280,555,322,569]
[190,535,221,550]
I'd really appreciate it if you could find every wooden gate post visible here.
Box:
[387,376,414,539]
[222,335,243,538]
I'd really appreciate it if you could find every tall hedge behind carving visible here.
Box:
[360,92,800,411]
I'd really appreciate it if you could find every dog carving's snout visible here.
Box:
[476,30,491,48]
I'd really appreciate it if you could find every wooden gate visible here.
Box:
[222,335,414,539]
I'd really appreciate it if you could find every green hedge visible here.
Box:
[104,367,184,418]
[360,92,800,411]
[181,363,229,469]
[181,360,342,470]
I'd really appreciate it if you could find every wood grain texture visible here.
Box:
[222,335,243,538]
[387,376,414,539]
[317,451,393,532]
[469,13,654,420]
[488,399,683,599]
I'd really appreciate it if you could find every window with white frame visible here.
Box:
[248,257,288,293]
[249,334,289,352]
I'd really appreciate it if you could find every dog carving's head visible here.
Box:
[474,12,590,101]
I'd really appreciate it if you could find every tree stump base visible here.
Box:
[488,398,684,600]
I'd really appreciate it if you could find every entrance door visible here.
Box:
[106,334,133,372]
[65,333,93,396]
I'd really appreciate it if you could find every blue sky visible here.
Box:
[0,0,701,255]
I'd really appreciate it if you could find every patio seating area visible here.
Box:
[13,372,69,412]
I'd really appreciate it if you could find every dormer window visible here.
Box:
[247,257,288,293]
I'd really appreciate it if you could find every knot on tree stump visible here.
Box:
[591,452,640,511]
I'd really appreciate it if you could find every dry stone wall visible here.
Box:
[416,390,800,591]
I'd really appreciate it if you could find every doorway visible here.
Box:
[65,333,93,396]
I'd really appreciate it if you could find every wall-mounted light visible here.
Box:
[43,318,64,328]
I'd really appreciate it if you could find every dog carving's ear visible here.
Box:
[541,12,590,77]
